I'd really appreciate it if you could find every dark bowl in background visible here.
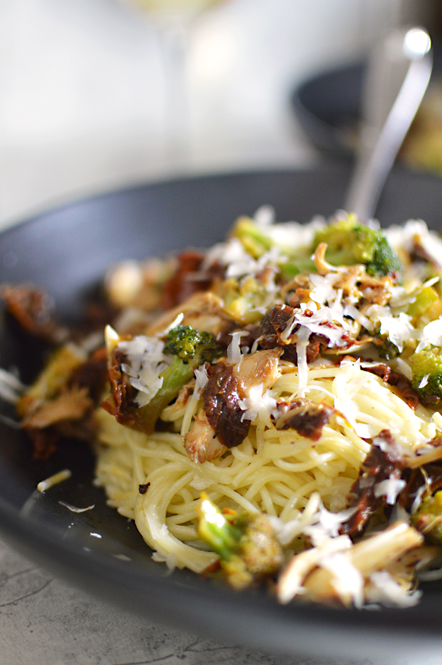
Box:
[291,44,442,160]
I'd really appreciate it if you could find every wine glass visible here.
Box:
[128,0,224,24]
[121,0,229,164]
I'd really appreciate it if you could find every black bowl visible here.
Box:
[291,45,442,159]
[1,164,442,663]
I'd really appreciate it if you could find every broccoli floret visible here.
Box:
[197,493,283,590]
[376,336,401,361]
[313,217,402,280]
[409,349,442,404]
[411,490,442,544]
[137,326,222,433]
[164,325,221,364]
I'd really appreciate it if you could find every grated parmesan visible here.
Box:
[59,501,95,513]
[374,477,407,505]
[118,335,168,407]
[0,367,26,404]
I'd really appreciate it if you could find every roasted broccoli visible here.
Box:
[313,217,402,280]
[409,349,442,404]
[411,490,442,544]
[164,325,221,364]
[376,336,401,361]
[197,493,283,590]
[135,326,221,434]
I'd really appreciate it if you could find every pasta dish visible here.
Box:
[6,208,442,608]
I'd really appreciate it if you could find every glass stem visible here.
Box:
[158,19,192,163]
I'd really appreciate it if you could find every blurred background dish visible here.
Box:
[291,42,442,175]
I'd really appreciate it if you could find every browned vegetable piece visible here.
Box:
[258,304,295,347]
[401,463,442,514]
[19,345,108,459]
[363,363,420,409]
[202,348,281,450]
[184,409,226,463]
[340,431,405,538]
[184,348,281,463]
[272,399,335,441]
[17,345,86,419]
[161,251,224,311]
[258,304,326,364]
[101,348,140,429]
[23,387,93,429]
[1,283,65,343]
[202,362,251,450]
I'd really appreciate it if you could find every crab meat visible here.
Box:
[184,408,226,463]
[233,347,282,395]
[23,387,93,429]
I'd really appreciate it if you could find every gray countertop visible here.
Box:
[0,535,355,665]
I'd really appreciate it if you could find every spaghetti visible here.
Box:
[95,359,437,574]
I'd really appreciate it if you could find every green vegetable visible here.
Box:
[376,336,400,361]
[17,344,84,418]
[197,493,283,590]
[137,326,222,434]
[279,259,316,280]
[407,285,439,319]
[230,216,274,258]
[410,349,442,404]
[313,216,402,280]
[164,325,221,365]
[218,277,267,324]
[230,217,316,278]
[411,490,442,544]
